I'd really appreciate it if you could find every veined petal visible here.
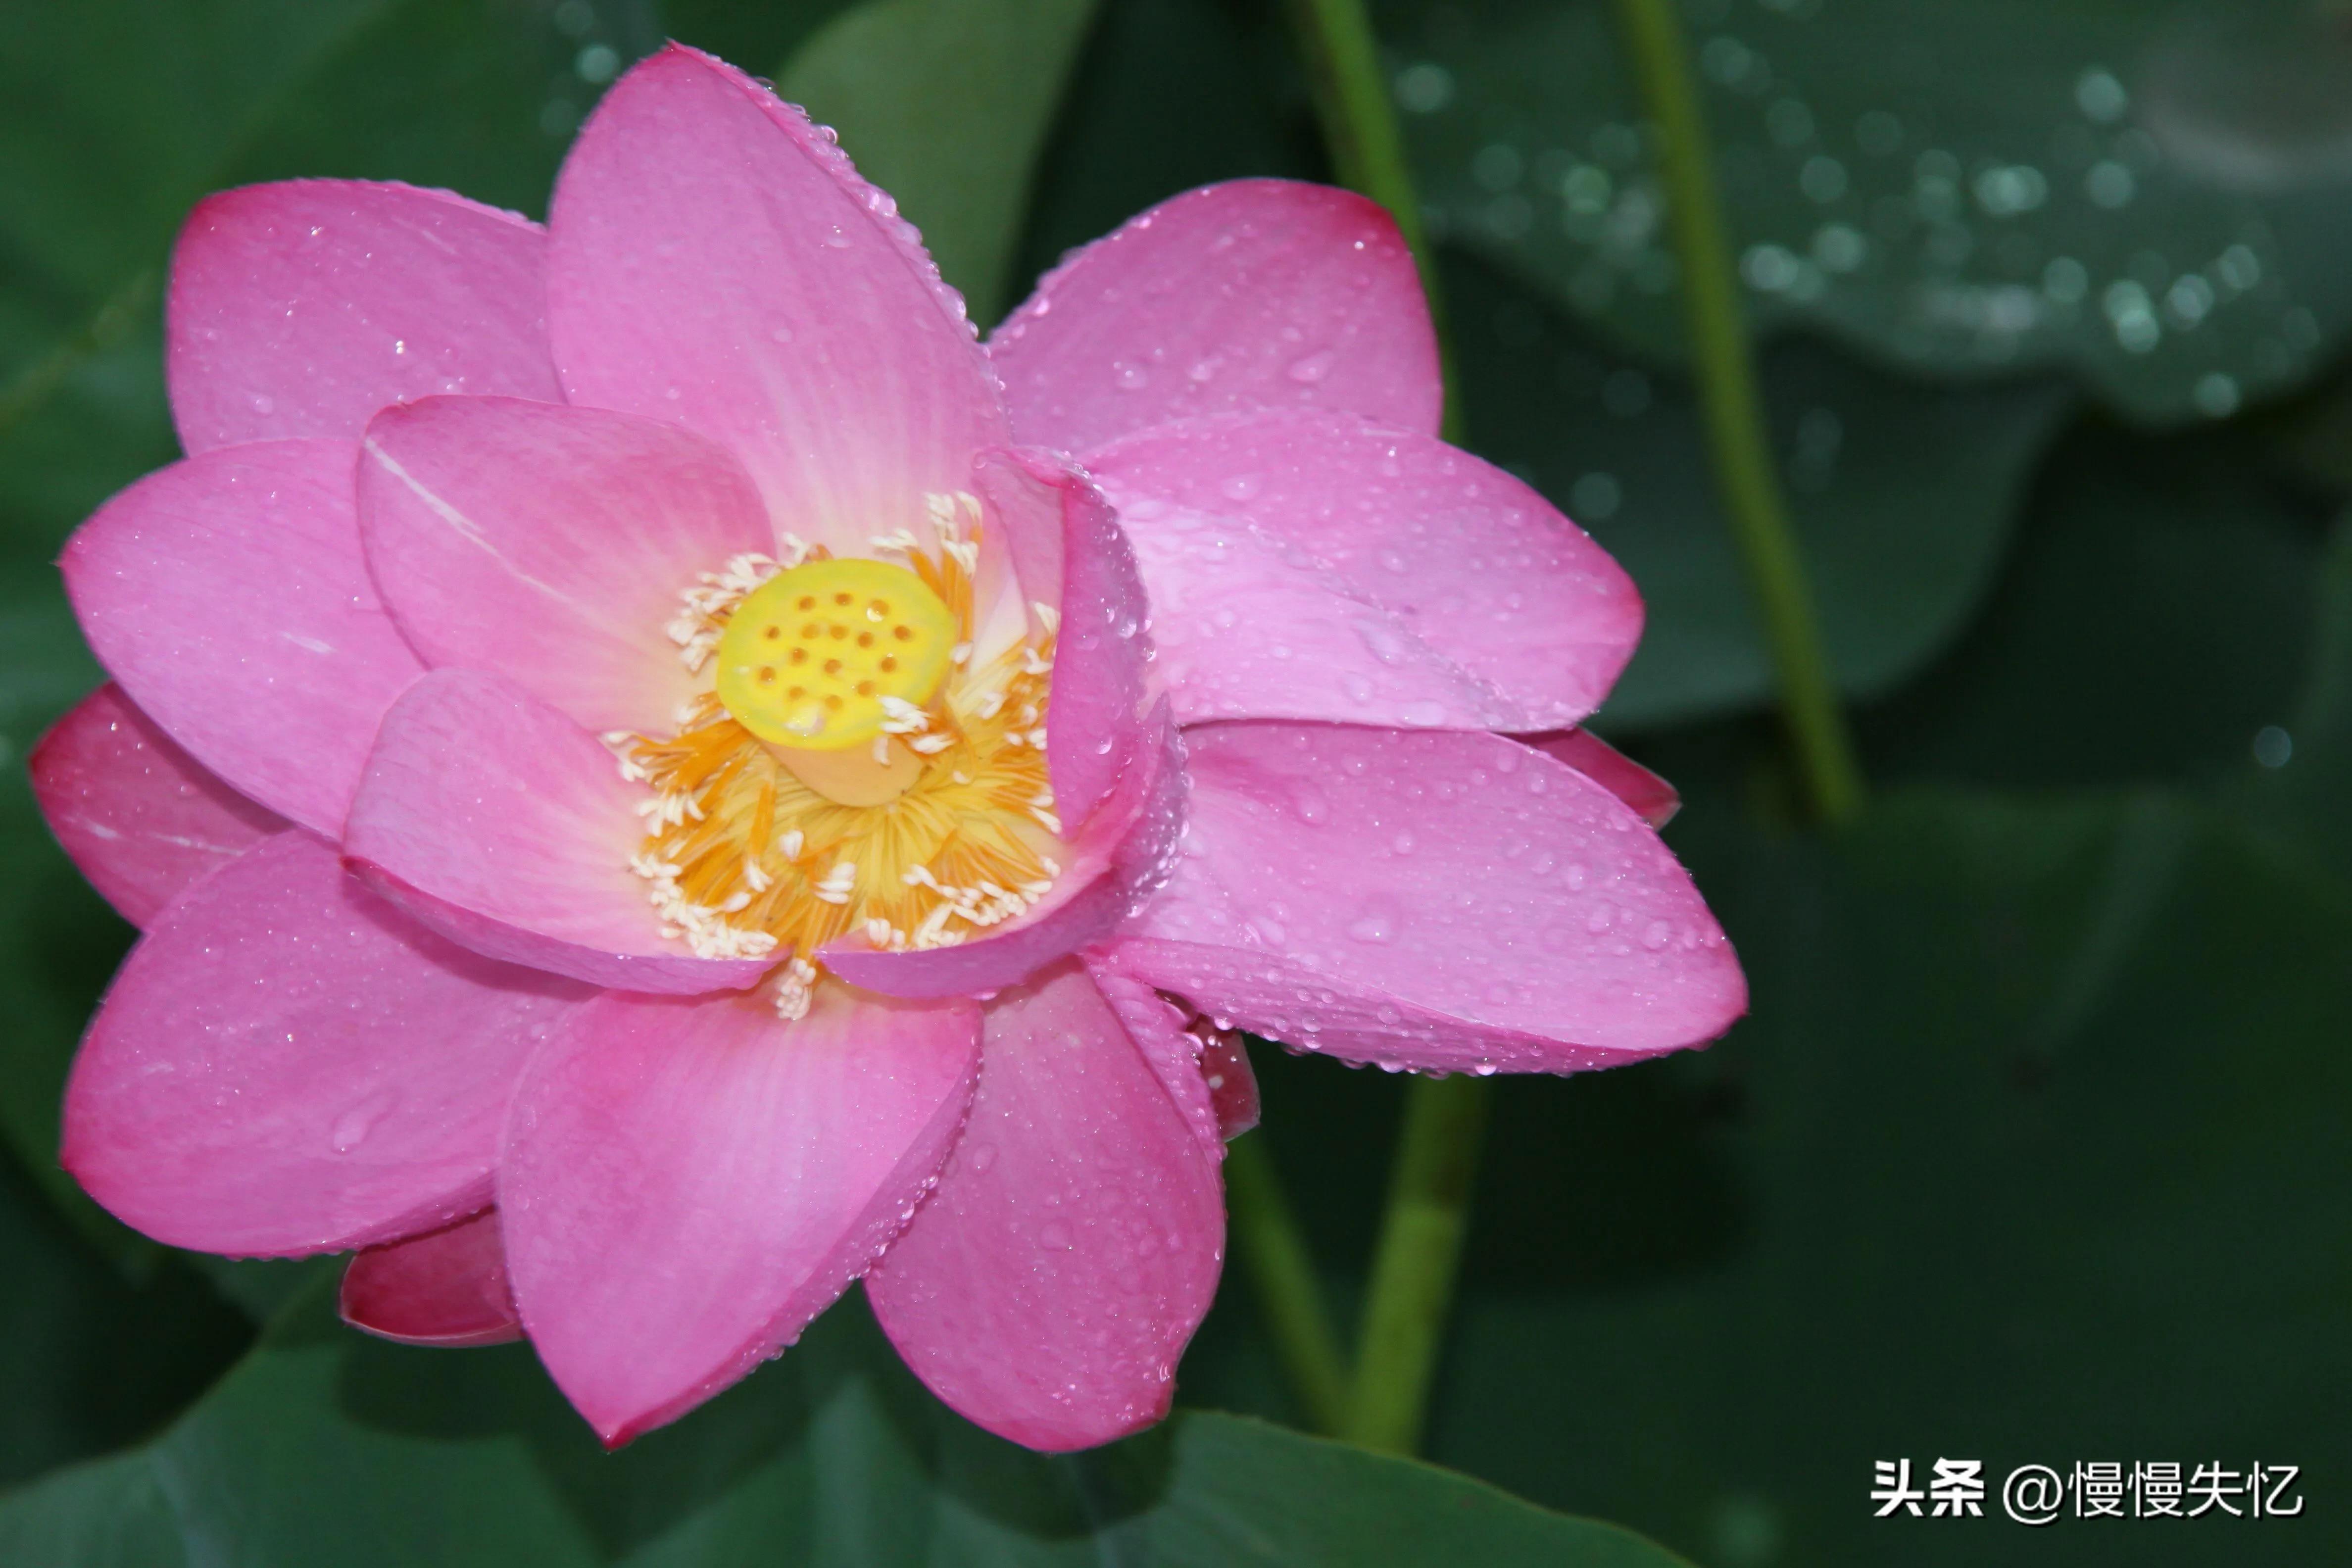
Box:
[989,180,1440,455]
[30,683,284,927]
[500,983,979,1445]
[867,962,1222,1452]
[1089,411,1642,731]
[61,834,587,1257]
[547,46,1007,561]
[1105,724,1746,1073]
[168,180,558,455]
[61,439,426,835]
[360,396,775,735]
[343,670,775,994]
[340,1209,522,1348]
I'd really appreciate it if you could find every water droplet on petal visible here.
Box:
[330,1089,400,1154]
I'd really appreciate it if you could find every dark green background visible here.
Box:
[1,1,2345,1563]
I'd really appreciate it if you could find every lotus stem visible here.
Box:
[1609,0,1865,825]
[1283,0,1496,1455]
[1224,1133,1353,1435]
[1344,1072,1489,1452]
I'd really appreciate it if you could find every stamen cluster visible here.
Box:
[606,498,1066,1017]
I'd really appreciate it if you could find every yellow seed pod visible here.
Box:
[713,558,958,751]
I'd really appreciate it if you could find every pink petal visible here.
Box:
[974,447,1150,827]
[343,669,774,995]
[1525,729,1680,829]
[30,683,284,927]
[1090,966,1222,1157]
[821,700,1185,999]
[988,180,1440,455]
[1105,724,1746,1073]
[1197,1023,1262,1141]
[61,439,427,835]
[1089,411,1643,730]
[340,1209,521,1348]
[168,180,558,455]
[867,962,1223,1452]
[500,983,980,1445]
[546,46,1006,561]
[359,396,775,735]
[61,834,588,1257]
[1113,505,1519,731]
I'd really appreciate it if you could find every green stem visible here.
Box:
[1224,1133,1353,1435]
[1285,0,1462,442]
[1344,1074,1490,1452]
[1284,0,1492,1456]
[1609,0,1865,825]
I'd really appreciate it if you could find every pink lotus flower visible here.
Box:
[32,46,1744,1451]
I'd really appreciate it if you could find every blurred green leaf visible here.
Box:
[0,0,612,560]
[665,0,857,80]
[781,0,1102,326]
[0,1140,252,1488]
[1859,413,2330,788]
[1193,784,2352,1566]
[0,1283,1693,1567]
[1007,0,1329,294]
[0,561,130,1260]
[1391,0,2352,422]
[2231,513,2352,882]
[1449,253,2075,728]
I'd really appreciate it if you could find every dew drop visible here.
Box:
[330,1089,399,1154]
[1287,349,1338,384]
